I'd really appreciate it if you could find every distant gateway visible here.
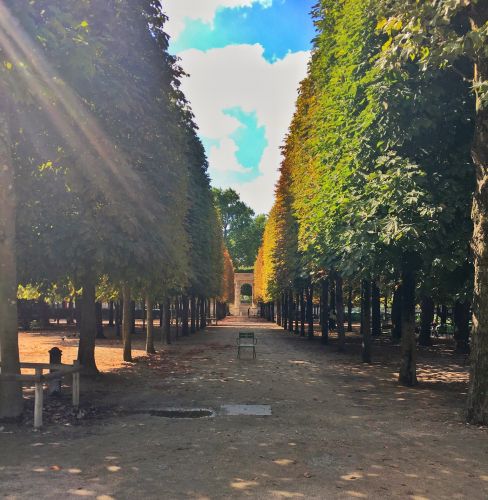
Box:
[229,272,258,317]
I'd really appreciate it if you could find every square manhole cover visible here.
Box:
[220,405,272,416]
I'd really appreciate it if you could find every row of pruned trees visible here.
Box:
[254,0,488,424]
[0,1,231,418]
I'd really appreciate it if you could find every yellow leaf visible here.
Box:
[393,19,403,31]
[4,61,13,70]
[79,20,89,28]
[376,18,387,31]
[382,38,392,52]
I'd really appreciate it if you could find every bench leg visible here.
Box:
[34,380,43,429]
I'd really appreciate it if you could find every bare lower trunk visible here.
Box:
[371,280,381,336]
[347,285,353,332]
[130,300,136,335]
[122,285,132,362]
[336,274,346,352]
[391,283,402,343]
[146,295,155,354]
[163,297,171,344]
[182,295,189,336]
[398,266,417,386]
[306,283,314,339]
[200,296,206,329]
[361,279,372,363]
[108,301,114,327]
[190,295,196,333]
[276,299,282,326]
[0,114,23,417]
[454,300,471,354]
[96,302,105,339]
[321,278,329,344]
[288,289,294,333]
[282,292,288,330]
[419,296,434,347]
[467,17,488,422]
[294,293,299,334]
[77,278,99,374]
[300,289,305,337]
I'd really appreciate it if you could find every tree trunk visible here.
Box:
[391,284,402,343]
[145,295,155,354]
[398,266,417,386]
[96,302,105,339]
[321,278,329,344]
[200,296,206,329]
[77,279,99,374]
[0,123,23,416]
[306,283,314,340]
[67,298,75,325]
[163,297,171,345]
[347,285,353,332]
[287,289,294,333]
[329,279,336,321]
[440,304,448,326]
[361,279,372,363]
[141,299,146,331]
[130,300,136,335]
[108,301,114,327]
[294,293,299,334]
[459,104,488,383]
[190,295,196,333]
[454,300,471,354]
[115,300,121,337]
[174,297,179,337]
[283,292,288,330]
[300,289,306,337]
[122,285,132,362]
[276,299,282,326]
[336,274,346,352]
[182,295,189,336]
[372,280,381,337]
[419,296,434,346]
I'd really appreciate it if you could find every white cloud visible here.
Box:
[163,0,272,39]
[177,44,310,213]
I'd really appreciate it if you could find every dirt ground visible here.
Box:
[1,317,487,499]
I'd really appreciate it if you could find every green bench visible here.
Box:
[237,332,257,359]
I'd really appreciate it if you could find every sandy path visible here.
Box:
[1,317,487,499]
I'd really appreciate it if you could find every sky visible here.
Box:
[162,0,315,214]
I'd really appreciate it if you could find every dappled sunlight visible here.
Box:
[269,490,305,498]
[230,478,259,490]
[273,459,296,466]
[344,491,368,498]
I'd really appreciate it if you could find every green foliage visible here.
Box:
[212,188,266,267]
[3,0,224,299]
[258,0,475,306]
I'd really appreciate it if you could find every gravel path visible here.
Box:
[1,317,487,499]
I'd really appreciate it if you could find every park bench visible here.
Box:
[237,332,257,359]
[207,316,218,325]
[0,360,81,428]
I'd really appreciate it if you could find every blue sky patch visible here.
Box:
[224,107,267,173]
[171,0,316,62]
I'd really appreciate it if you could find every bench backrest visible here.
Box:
[239,332,255,340]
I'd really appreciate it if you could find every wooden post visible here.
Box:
[72,360,80,407]
[34,367,43,429]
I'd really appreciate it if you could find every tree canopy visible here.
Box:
[212,187,266,268]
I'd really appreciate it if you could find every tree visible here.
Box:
[213,187,266,267]
[376,0,487,421]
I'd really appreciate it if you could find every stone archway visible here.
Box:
[229,272,257,316]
